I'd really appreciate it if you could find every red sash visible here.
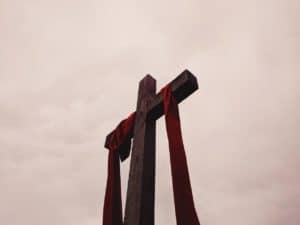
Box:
[103,85,200,225]
[103,113,136,225]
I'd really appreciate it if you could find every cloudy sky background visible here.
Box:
[0,0,299,225]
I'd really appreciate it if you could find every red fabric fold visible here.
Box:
[103,85,200,225]
[162,84,200,225]
[103,112,136,225]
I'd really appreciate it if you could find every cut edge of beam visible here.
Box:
[104,69,198,149]
[147,69,198,120]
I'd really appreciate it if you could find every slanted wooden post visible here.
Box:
[105,70,198,225]
[124,75,156,225]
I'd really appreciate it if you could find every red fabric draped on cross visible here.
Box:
[162,85,200,225]
[103,112,136,225]
[103,84,200,225]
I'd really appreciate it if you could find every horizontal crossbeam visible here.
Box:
[147,69,198,120]
[105,69,198,149]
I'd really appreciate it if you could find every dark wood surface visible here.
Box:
[147,69,198,120]
[104,69,198,149]
[124,75,156,225]
[104,70,198,225]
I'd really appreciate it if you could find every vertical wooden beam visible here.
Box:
[124,75,156,225]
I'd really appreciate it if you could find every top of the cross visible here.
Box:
[105,70,198,149]
[144,74,156,80]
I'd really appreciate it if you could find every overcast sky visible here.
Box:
[0,1,299,225]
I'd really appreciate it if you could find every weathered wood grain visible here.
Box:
[104,69,198,149]
[104,70,198,225]
[123,75,156,225]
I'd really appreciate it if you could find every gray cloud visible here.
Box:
[0,0,299,225]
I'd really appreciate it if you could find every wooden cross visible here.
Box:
[104,70,198,225]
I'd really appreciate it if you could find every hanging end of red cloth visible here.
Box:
[104,112,136,162]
